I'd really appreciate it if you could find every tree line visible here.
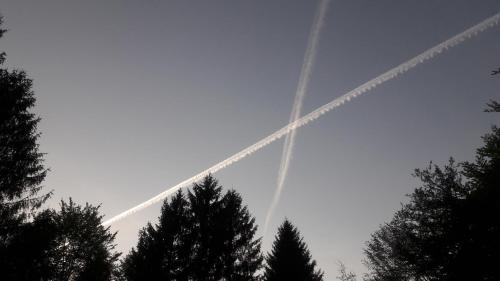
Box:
[1,16,499,281]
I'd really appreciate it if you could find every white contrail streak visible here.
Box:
[263,0,330,235]
[103,11,500,227]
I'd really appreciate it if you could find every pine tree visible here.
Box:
[0,17,120,279]
[0,15,50,230]
[485,100,500,112]
[122,175,263,281]
[0,15,53,277]
[264,219,324,281]
[216,190,262,281]
[188,175,226,280]
[122,191,192,280]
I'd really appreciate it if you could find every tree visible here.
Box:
[364,105,500,281]
[47,199,120,280]
[458,123,500,281]
[263,219,324,281]
[122,191,192,280]
[122,175,263,281]
[336,262,357,281]
[0,17,120,280]
[3,199,120,280]
[485,100,500,112]
[0,15,50,235]
[0,15,52,277]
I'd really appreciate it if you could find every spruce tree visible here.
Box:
[0,17,120,279]
[122,175,263,281]
[264,219,324,281]
[485,100,500,112]
[122,190,192,280]
[0,15,50,229]
[0,15,52,277]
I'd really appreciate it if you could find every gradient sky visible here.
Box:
[2,0,500,278]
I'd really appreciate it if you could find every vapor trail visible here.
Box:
[263,0,330,235]
[102,11,500,227]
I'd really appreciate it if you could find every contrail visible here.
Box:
[264,0,330,235]
[102,11,500,227]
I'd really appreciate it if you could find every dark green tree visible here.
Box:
[4,199,120,280]
[364,104,500,281]
[264,219,324,281]
[122,175,263,281]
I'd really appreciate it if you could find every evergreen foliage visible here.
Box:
[264,219,324,281]
[0,18,119,279]
[122,175,263,281]
[485,100,500,112]
[0,15,50,232]
[0,15,54,276]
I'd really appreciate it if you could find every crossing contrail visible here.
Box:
[264,0,331,235]
[102,11,500,227]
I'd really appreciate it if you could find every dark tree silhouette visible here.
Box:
[264,219,324,281]
[485,100,500,112]
[122,175,263,281]
[458,125,500,280]
[0,15,52,277]
[45,199,120,280]
[122,191,192,280]
[0,15,50,230]
[0,17,5,65]
[3,199,120,280]
[364,109,500,281]
[0,17,120,280]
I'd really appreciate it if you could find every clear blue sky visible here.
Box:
[2,0,499,278]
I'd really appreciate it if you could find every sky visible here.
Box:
[1,0,500,278]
